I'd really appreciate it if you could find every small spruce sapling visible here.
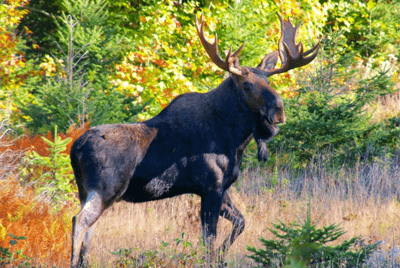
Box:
[247,202,379,267]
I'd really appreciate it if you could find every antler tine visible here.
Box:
[264,13,320,77]
[303,41,320,58]
[195,14,244,76]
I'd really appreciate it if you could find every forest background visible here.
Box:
[1,0,400,267]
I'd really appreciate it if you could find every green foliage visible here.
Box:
[0,0,38,132]
[19,126,77,202]
[266,31,397,168]
[19,0,141,133]
[109,0,218,120]
[17,0,64,60]
[6,0,400,168]
[247,203,379,267]
[0,234,33,267]
[324,0,400,61]
[13,0,399,132]
[368,116,400,158]
[214,0,327,68]
[108,0,330,120]
[239,1,399,169]
[111,233,207,267]
[55,0,122,73]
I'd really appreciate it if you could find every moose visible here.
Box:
[70,13,319,267]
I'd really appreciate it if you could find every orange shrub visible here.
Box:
[61,122,90,155]
[14,131,53,157]
[0,121,90,157]
[0,179,77,267]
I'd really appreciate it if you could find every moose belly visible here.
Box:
[121,153,229,203]
[122,161,193,202]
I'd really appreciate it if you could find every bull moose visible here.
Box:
[70,13,319,267]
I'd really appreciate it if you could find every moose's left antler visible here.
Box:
[259,13,320,76]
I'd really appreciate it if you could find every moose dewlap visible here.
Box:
[70,13,319,268]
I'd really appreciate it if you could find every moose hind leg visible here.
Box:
[81,223,96,263]
[216,192,245,260]
[71,191,105,268]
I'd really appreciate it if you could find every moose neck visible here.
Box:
[204,76,256,146]
[145,76,257,152]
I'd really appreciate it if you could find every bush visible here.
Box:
[19,126,77,203]
[324,0,400,61]
[0,179,74,267]
[19,0,142,133]
[266,31,397,168]
[247,203,379,267]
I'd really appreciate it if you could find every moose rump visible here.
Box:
[70,13,319,268]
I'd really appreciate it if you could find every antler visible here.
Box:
[195,14,245,76]
[261,13,320,76]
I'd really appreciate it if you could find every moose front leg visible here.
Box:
[256,138,269,162]
[216,192,245,260]
[200,191,224,260]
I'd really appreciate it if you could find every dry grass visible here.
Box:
[0,121,25,180]
[367,91,400,123]
[3,154,399,267]
[1,154,399,267]
[84,158,400,267]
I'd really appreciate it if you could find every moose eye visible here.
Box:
[243,82,251,90]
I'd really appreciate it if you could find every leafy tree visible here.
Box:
[323,0,400,60]
[0,0,36,129]
[266,31,396,168]
[19,0,142,133]
[109,0,217,120]
[110,0,330,120]
[17,0,64,60]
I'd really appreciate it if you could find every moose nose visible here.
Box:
[279,113,286,124]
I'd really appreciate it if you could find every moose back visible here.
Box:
[70,13,319,268]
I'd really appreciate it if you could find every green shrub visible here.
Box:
[266,31,396,168]
[19,0,142,133]
[19,126,77,203]
[247,203,379,268]
[324,0,400,61]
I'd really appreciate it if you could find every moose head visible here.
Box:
[196,13,319,160]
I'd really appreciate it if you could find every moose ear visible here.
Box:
[257,51,279,71]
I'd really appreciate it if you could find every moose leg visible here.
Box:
[81,223,96,263]
[200,191,224,260]
[71,191,105,268]
[216,192,245,260]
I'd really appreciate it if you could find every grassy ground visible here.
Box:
[2,142,399,267]
[86,157,400,267]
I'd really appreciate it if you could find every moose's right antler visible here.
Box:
[259,13,320,76]
[195,14,245,76]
